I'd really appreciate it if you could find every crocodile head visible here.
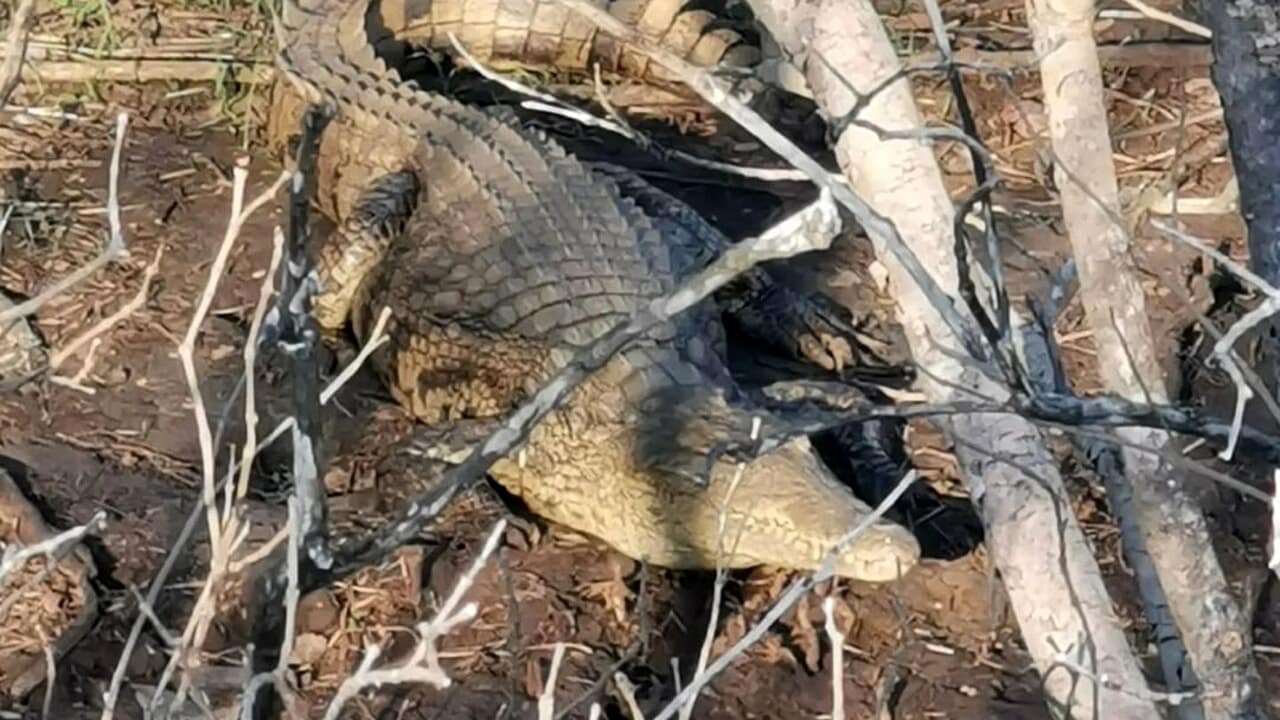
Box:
[486,383,922,583]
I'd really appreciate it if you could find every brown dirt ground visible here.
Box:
[1,0,1279,718]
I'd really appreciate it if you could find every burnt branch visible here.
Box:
[324,191,843,581]
[265,102,334,575]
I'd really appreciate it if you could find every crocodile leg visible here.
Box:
[313,169,421,335]
[584,162,867,373]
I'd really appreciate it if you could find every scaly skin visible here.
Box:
[273,0,920,581]
[372,0,760,87]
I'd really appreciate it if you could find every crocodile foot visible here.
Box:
[0,294,47,389]
[585,162,875,375]
[388,419,544,541]
[722,283,861,373]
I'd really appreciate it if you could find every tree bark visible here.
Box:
[1202,1,1280,290]
[740,0,1161,716]
[1026,2,1267,717]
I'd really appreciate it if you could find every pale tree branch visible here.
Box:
[1117,0,1211,39]
[138,167,289,718]
[1026,0,1264,715]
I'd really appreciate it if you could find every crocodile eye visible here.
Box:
[404,0,429,20]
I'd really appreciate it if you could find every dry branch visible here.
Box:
[49,243,164,377]
[1117,0,1211,38]
[643,0,1160,714]
[16,59,269,85]
[823,596,846,720]
[909,42,1213,69]
[320,519,508,719]
[0,511,105,587]
[268,104,332,577]
[100,295,391,720]
[0,111,129,325]
[141,165,290,719]
[1026,0,1265,715]
[0,0,36,107]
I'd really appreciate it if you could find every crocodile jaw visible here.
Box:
[710,437,921,583]
[490,429,921,583]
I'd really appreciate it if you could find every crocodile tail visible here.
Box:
[386,0,757,83]
[278,0,402,81]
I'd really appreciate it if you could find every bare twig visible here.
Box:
[0,0,36,107]
[1117,0,1212,38]
[126,585,177,648]
[235,228,285,501]
[238,497,303,720]
[37,626,55,720]
[100,301,391,720]
[320,519,508,720]
[269,103,333,577]
[1050,651,1207,706]
[319,305,391,401]
[0,511,105,586]
[823,596,846,720]
[1153,218,1280,461]
[49,243,164,374]
[143,164,289,717]
[221,227,294,720]
[679,420,758,720]
[177,163,287,565]
[654,471,917,720]
[1270,468,1280,580]
[13,58,270,85]
[613,672,646,720]
[537,643,568,720]
[0,111,129,325]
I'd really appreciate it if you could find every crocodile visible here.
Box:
[272,0,921,581]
